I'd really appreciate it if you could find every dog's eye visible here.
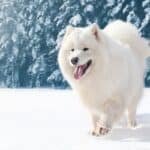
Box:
[83,48,89,51]
[71,48,74,52]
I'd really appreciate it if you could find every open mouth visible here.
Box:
[74,60,92,80]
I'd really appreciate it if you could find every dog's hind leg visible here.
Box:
[127,106,137,128]
[127,84,143,128]
[127,99,139,128]
[127,93,142,128]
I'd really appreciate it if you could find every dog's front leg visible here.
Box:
[95,99,124,136]
[90,114,99,136]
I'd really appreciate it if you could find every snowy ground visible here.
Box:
[0,89,150,150]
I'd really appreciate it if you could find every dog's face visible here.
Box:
[68,44,93,80]
[58,24,102,81]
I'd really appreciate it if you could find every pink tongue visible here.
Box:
[74,66,84,80]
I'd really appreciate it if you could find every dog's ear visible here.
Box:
[65,25,74,36]
[61,25,74,45]
[90,23,100,41]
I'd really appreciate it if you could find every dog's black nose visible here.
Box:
[71,57,79,65]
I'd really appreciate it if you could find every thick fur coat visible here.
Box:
[58,20,150,135]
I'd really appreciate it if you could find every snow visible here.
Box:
[140,15,150,32]
[106,0,115,7]
[142,0,150,7]
[0,89,150,150]
[69,14,82,26]
[127,11,140,27]
[47,70,61,81]
[84,4,94,12]
[0,0,149,88]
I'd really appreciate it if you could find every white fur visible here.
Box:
[58,20,150,136]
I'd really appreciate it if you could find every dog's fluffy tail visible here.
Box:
[104,20,150,60]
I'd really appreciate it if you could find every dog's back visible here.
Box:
[103,20,150,62]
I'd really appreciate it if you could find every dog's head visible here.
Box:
[58,23,103,81]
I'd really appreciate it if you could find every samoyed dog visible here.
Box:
[58,20,150,136]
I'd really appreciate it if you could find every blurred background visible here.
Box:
[0,0,149,88]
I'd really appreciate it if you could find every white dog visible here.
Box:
[58,20,150,136]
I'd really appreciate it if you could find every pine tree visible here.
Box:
[0,0,149,88]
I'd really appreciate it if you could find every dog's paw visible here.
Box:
[96,121,111,136]
[98,127,110,135]
[91,130,97,136]
[128,120,137,128]
[91,125,110,136]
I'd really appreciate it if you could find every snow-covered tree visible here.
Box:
[0,0,149,88]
